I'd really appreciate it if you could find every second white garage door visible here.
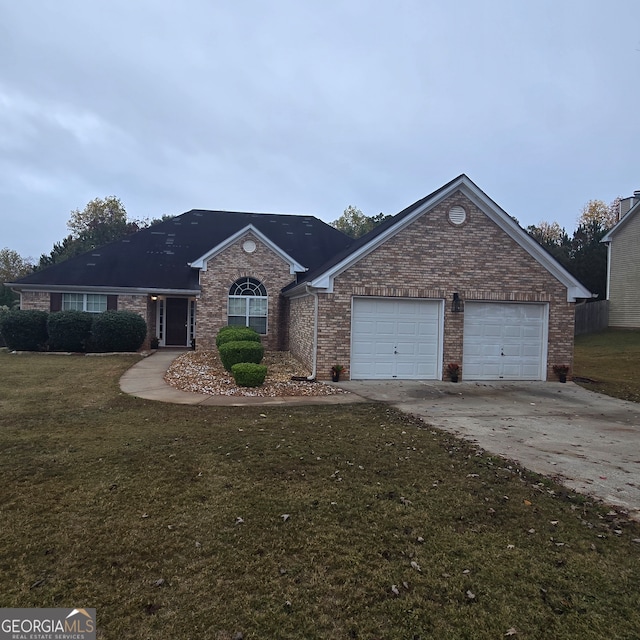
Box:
[463,302,548,380]
[351,298,443,379]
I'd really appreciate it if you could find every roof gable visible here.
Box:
[189,224,306,275]
[286,175,593,302]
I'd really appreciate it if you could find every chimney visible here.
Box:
[619,191,640,220]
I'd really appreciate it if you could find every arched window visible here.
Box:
[228,277,268,334]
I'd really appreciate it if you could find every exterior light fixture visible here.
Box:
[451,292,464,313]
[150,295,158,301]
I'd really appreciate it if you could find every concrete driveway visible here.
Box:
[341,380,640,520]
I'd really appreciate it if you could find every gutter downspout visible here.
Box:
[305,284,319,381]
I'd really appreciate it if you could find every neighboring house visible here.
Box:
[601,191,640,328]
[7,175,592,381]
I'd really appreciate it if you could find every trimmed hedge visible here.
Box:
[216,326,261,348]
[89,310,147,353]
[0,307,8,348]
[47,310,93,352]
[218,340,265,371]
[0,309,48,351]
[231,362,268,387]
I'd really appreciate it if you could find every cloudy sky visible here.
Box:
[2,0,639,260]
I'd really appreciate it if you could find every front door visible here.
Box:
[165,298,189,346]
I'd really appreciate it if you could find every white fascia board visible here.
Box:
[7,283,200,296]
[458,180,593,302]
[306,175,592,302]
[308,185,456,292]
[189,224,306,275]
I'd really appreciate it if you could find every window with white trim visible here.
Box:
[228,277,267,334]
[62,293,107,313]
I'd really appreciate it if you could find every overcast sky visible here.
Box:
[2,0,639,260]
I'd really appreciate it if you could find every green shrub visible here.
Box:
[231,362,268,387]
[47,310,93,352]
[216,325,236,337]
[218,340,265,371]
[0,309,48,351]
[0,306,9,348]
[216,326,261,348]
[89,310,147,352]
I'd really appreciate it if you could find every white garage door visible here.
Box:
[463,302,547,380]
[351,298,443,380]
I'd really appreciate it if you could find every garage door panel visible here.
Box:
[351,298,442,380]
[395,342,417,356]
[397,321,419,336]
[375,321,395,335]
[483,326,503,338]
[417,343,438,356]
[501,344,523,357]
[352,345,374,358]
[463,303,547,381]
[356,299,378,313]
[353,318,375,333]
[503,326,524,338]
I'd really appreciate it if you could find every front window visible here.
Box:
[228,277,267,334]
[62,293,107,313]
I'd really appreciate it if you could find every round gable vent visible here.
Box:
[243,239,257,253]
[448,205,467,225]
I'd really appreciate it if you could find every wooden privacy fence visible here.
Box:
[575,300,609,335]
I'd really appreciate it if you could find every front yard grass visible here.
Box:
[574,328,640,402]
[1,351,639,639]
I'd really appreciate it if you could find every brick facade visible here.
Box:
[196,232,296,351]
[20,291,50,311]
[288,293,316,373]
[304,192,574,381]
[117,294,148,317]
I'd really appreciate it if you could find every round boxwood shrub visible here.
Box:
[89,310,147,352]
[47,310,93,352]
[218,340,264,371]
[216,326,261,348]
[231,362,268,387]
[0,309,48,351]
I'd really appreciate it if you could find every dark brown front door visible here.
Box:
[165,298,188,346]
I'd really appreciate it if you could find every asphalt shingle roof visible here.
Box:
[12,210,354,291]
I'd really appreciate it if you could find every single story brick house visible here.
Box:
[601,190,640,328]
[8,175,592,380]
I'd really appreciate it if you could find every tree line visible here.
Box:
[1,197,171,307]
[525,198,619,301]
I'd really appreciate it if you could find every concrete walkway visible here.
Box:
[120,352,640,518]
[119,350,363,406]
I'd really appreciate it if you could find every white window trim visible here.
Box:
[62,293,107,313]
[228,278,268,335]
